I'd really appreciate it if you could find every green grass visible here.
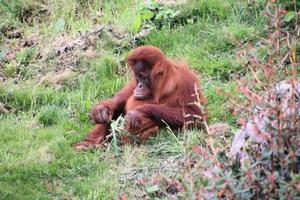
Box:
[0,0,266,199]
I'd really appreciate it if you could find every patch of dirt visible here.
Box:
[0,33,38,68]
[0,26,23,39]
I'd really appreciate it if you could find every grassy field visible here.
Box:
[0,0,267,199]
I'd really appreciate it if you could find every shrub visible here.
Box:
[197,2,300,199]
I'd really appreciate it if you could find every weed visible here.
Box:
[3,61,18,77]
[37,106,61,127]
[196,2,300,199]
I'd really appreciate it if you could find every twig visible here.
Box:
[193,84,216,155]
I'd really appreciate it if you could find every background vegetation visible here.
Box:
[0,0,299,199]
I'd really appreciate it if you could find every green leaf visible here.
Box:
[79,112,88,122]
[140,10,154,21]
[131,14,142,33]
[84,100,92,111]
[55,18,65,32]
[284,11,296,22]
[146,185,160,193]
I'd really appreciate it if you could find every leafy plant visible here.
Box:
[130,9,155,33]
[197,2,300,199]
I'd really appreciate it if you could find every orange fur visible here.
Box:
[74,46,207,151]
